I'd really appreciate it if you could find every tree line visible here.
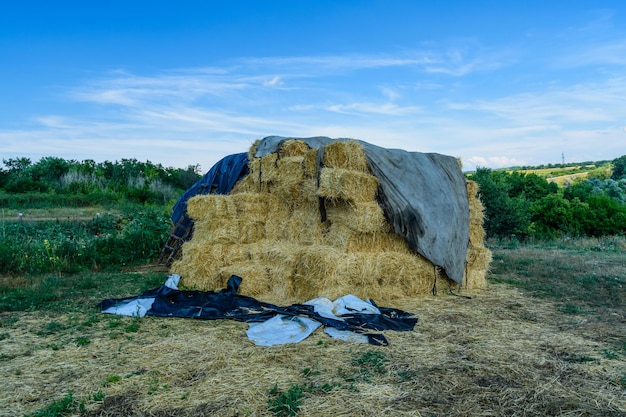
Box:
[2,154,626,239]
[468,155,626,239]
[0,156,201,206]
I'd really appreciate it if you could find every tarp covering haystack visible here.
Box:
[170,136,491,303]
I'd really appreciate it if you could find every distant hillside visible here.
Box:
[503,160,613,186]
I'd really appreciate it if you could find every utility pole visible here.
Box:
[562,152,565,165]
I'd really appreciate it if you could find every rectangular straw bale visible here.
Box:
[375,251,440,297]
[186,194,237,222]
[303,148,318,178]
[466,180,486,246]
[234,241,299,300]
[278,139,310,157]
[317,168,379,202]
[467,180,485,225]
[324,223,410,253]
[247,153,280,185]
[191,217,238,242]
[289,209,325,245]
[298,177,319,206]
[322,140,369,172]
[323,253,379,300]
[217,263,271,297]
[230,169,265,194]
[469,222,486,246]
[269,157,308,207]
[325,201,388,233]
[175,267,222,291]
[311,250,440,302]
[292,245,343,300]
[173,242,268,291]
[275,156,305,180]
[253,241,298,264]
[265,208,325,245]
[248,139,260,161]
[231,192,272,222]
[464,245,491,289]
[192,217,265,244]
[170,242,224,290]
[186,241,250,265]
[266,176,318,213]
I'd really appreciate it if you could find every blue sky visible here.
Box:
[2,1,625,172]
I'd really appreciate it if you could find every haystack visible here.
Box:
[172,138,491,303]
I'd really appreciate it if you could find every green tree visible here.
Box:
[611,155,626,180]
[469,168,531,238]
[584,195,626,236]
[508,171,558,201]
[529,194,572,238]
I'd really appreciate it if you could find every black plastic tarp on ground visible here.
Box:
[100,275,417,346]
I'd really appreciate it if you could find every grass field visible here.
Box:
[1,238,625,416]
[1,207,117,223]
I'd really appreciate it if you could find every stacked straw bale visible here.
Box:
[172,139,491,303]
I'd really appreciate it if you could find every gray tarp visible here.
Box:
[256,136,470,285]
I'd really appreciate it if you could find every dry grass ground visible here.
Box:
[1,239,625,416]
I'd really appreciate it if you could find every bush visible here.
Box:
[0,207,171,275]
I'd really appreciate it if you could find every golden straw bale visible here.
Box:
[322,140,369,172]
[293,245,343,300]
[175,268,222,291]
[186,195,237,221]
[259,154,281,184]
[466,179,479,197]
[324,223,409,253]
[254,242,299,283]
[191,217,238,243]
[466,180,486,246]
[289,209,325,245]
[218,263,270,297]
[467,180,485,224]
[325,201,388,233]
[370,251,438,297]
[263,202,294,238]
[275,156,305,180]
[247,153,279,184]
[253,241,296,263]
[299,178,319,204]
[265,208,325,245]
[239,221,266,243]
[291,249,448,302]
[279,140,310,157]
[170,243,223,290]
[269,157,308,207]
[469,223,486,247]
[272,181,308,211]
[464,245,491,289]
[192,217,265,244]
[303,148,318,178]
[248,139,260,161]
[231,192,273,222]
[172,242,283,294]
[230,172,258,194]
[329,253,377,299]
[317,168,379,202]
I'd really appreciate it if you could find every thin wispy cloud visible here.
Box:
[325,102,421,116]
[3,7,626,173]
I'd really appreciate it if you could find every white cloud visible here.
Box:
[263,76,282,87]
[325,102,421,116]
